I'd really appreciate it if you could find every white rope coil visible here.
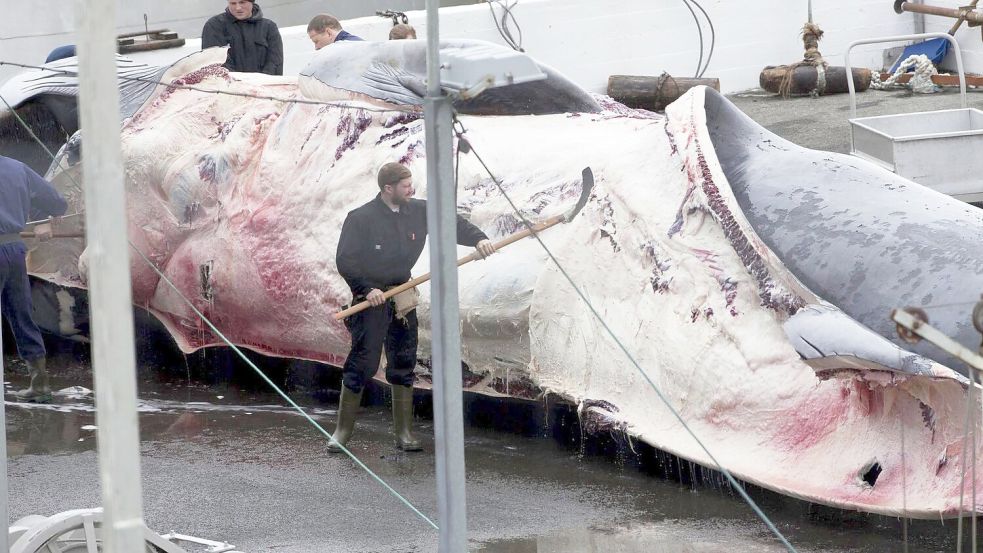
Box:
[871,54,940,94]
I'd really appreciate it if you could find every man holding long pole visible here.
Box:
[330,162,495,453]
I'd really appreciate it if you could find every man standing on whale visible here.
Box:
[332,162,496,452]
[202,0,283,75]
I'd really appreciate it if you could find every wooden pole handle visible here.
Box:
[333,214,564,321]
[19,231,86,239]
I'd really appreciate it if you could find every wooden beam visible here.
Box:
[879,72,983,86]
[607,75,720,111]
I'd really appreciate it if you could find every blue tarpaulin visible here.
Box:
[889,38,949,73]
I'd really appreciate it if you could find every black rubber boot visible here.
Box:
[326,386,362,453]
[392,385,422,452]
[12,358,52,403]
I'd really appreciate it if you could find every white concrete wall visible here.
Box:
[393,0,917,93]
[344,0,917,93]
[2,0,923,94]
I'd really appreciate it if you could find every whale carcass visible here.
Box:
[5,40,983,518]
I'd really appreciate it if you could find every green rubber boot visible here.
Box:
[326,386,362,453]
[392,385,422,452]
[12,358,52,403]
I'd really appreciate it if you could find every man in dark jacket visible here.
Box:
[307,14,363,51]
[202,0,283,75]
[331,162,495,453]
[0,156,68,403]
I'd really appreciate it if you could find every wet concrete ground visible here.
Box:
[0,347,973,553]
[6,83,983,552]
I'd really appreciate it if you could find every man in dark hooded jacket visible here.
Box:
[202,0,283,75]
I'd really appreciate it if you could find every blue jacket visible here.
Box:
[0,156,68,234]
[335,30,364,42]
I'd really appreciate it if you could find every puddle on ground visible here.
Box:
[477,521,806,553]
[475,513,974,553]
[0,354,972,552]
[2,374,336,458]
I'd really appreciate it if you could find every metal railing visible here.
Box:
[844,32,967,119]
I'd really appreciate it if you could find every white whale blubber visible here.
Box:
[9,42,983,518]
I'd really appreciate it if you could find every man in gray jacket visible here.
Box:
[202,0,283,75]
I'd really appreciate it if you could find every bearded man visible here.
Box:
[331,162,495,452]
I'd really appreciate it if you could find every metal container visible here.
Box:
[850,108,983,201]
[845,33,982,202]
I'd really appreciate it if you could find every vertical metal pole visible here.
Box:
[424,1,468,552]
[973,368,979,553]
[913,0,926,34]
[76,1,147,552]
[426,2,441,96]
[0,304,8,553]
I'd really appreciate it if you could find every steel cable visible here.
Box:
[450,114,798,553]
[0,60,417,114]
[0,91,440,532]
[681,0,705,79]
[688,0,716,78]
[4,50,789,544]
[485,0,523,52]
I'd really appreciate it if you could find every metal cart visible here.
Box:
[845,33,983,202]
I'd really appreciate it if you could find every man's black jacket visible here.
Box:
[201,3,283,75]
[336,195,488,297]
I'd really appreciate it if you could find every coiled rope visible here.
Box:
[870,54,940,94]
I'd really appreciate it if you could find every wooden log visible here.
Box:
[760,65,872,95]
[607,75,721,111]
[117,38,186,54]
[117,28,176,39]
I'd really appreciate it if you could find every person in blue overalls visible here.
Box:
[0,156,68,402]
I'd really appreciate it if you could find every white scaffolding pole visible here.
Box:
[424,1,469,551]
[76,1,147,551]
[0,328,8,553]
